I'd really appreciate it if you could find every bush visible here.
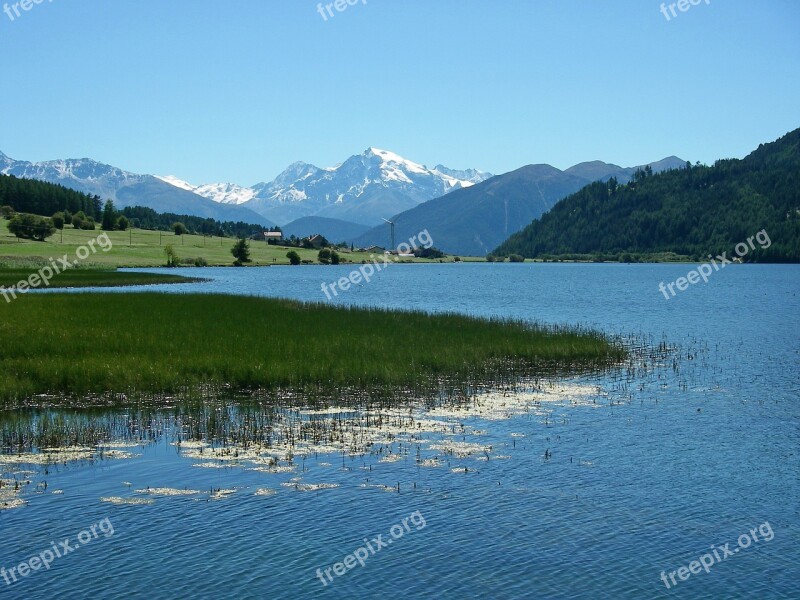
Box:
[164,245,178,267]
[81,217,96,231]
[414,247,445,259]
[8,213,56,241]
[194,257,209,267]
[116,215,130,231]
[318,248,333,264]
[286,250,301,266]
[509,254,525,263]
[172,222,188,235]
[52,212,66,230]
[330,251,341,265]
[1,205,15,220]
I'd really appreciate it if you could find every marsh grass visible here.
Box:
[0,293,625,408]
[0,268,196,290]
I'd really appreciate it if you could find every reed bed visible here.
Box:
[0,293,625,408]
[0,268,195,289]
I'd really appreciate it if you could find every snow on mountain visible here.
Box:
[154,148,492,226]
[0,152,275,226]
[433,164,494,185]
[155,176,256,205]
[242,147,494,226]
[155,175,195,192]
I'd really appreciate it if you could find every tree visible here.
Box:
[286,250,301,265]
[8,214,56,241]
[116,215,130,231]
[0,205,14,219]
[80,217,96,230]
[318,248,333,264]
[101,200,117,231]
[231,238,251,266]
[72,211,87,229]
[172,222,188,236]
[330,250,341,265]
[52,212,66,230]
[164,245,178,267]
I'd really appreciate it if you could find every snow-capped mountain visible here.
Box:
[433,164,493,185]
[0,152,275,226]
[155,176,256,205]
[158,148,493,226]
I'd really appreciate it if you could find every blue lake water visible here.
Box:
[3,263,799,599]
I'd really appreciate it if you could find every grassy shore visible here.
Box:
[0,267,196,291]
[0,293,625,407]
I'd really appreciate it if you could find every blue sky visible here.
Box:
[1,0,798,185]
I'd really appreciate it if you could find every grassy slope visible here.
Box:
[0,220,470,267]
[0,294,624,406]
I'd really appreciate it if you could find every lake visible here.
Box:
[2,263,798,599]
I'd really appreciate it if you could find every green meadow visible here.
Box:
[0,219,469,267]
[0,293,626,408]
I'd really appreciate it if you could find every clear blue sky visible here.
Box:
[1,0,798,185]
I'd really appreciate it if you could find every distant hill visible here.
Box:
[0,174,270,238]
[0,152,275,227]
[494,129,800,262]
[352,157,685,256]
[282,216,370,242]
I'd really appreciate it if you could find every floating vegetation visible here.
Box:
[280,482,339,492]
[428,441,491,458]
[100,497,155,506]
[134,487,201,497]
[0,474,29,510]
[0,335,705,511]
[210,488,237,500]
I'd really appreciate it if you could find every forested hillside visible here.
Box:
[0,174,271,238]
[0,174,102,218]
[494,129,800,262]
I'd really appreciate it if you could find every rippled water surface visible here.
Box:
[4,263,799,599]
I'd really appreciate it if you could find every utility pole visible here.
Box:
[382,218,396,251]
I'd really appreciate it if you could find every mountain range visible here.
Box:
[351,156,686,256]
[0,146,685,256]
[0,152,275,227]
[158,147,493,227]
